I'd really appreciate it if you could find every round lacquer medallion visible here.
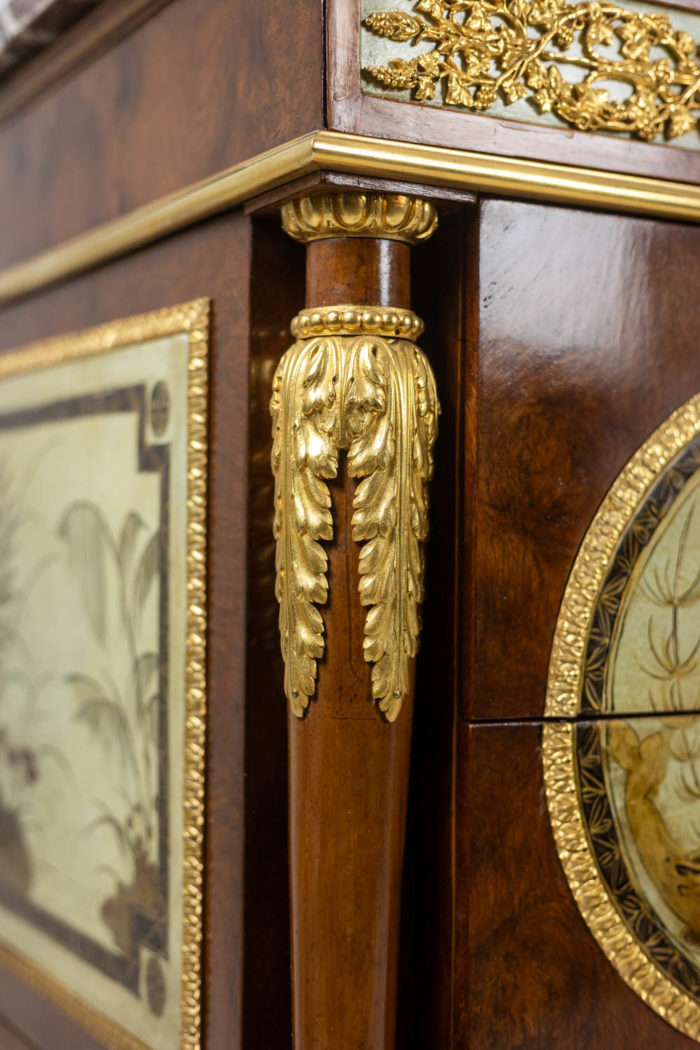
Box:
[543,392,700,1041]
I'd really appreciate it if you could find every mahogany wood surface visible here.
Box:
[465,197,700,722]
[0,211,294,1050]
[0,1014,38,1050]
[0,0,323,270]
[243,217,304,1048]
[328,0,700,185]
[454,720,700,1050]
[247,173,476,216]
[306,237,411,308]
[0,0,174,128]
[395,206,470,1050]
[287,220,419,1050]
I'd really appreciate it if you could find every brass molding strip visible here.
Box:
[2,130,700,305]
[0,134,319,306]
[312,132,700,220]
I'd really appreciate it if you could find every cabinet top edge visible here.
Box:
[1,128,700,308]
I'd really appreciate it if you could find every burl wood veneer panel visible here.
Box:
[465,198,700,722]
[0,0,323,269]
[455,719,700,1050]
[0,212,302,1048]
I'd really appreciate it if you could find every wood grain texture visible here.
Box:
[287,221,417,1050]
[0,211,277,1050]
[0,0,174,128]
[242,216,304,1048]
[328,0,700,185]
[0,0,323,269]
[454,720,700,1050]
[306,237,411,308]
[0,1015,38,1050]
[288,625,414,1050]
[465,198,700,721]
[394,205,470,1050]
[246,172,476,216]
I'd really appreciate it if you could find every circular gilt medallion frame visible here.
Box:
[543,392,700,1042]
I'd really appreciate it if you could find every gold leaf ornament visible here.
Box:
[271,339,337,713]
[270,320,439,721]
[363,0,700,142]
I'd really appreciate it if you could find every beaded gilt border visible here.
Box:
[543,721,700,1041]
[0,300,210,1050]
[545,392,700,719]
[544,390,700,1040]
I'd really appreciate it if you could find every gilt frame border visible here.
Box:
[544,391,700,720]
[542,720,700,1042]
[542,391,700,1040]
[0,298,210,1050]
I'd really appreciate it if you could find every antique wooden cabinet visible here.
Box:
[0,1,700,1048]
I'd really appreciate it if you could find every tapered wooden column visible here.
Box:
[270,194,439,1049]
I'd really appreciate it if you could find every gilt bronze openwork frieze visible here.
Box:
[362,0,700,146]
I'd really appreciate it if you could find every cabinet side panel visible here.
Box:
[0,0,324,269]
[0,211,253,1049]
[468,199,700,720]
[455,721,700,1049]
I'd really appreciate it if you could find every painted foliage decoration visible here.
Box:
[0,303,208,1050]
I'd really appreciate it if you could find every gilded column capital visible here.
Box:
[281,192,438,244]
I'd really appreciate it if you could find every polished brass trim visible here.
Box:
[545,391,700,718]
[0,300,209,1050]
[310,132,700,219]
[282,192,438,242]
[2,130,700,306]
[542,722,700,1042]
[0,134,318,306]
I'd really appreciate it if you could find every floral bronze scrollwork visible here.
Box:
[364,0,700,142]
